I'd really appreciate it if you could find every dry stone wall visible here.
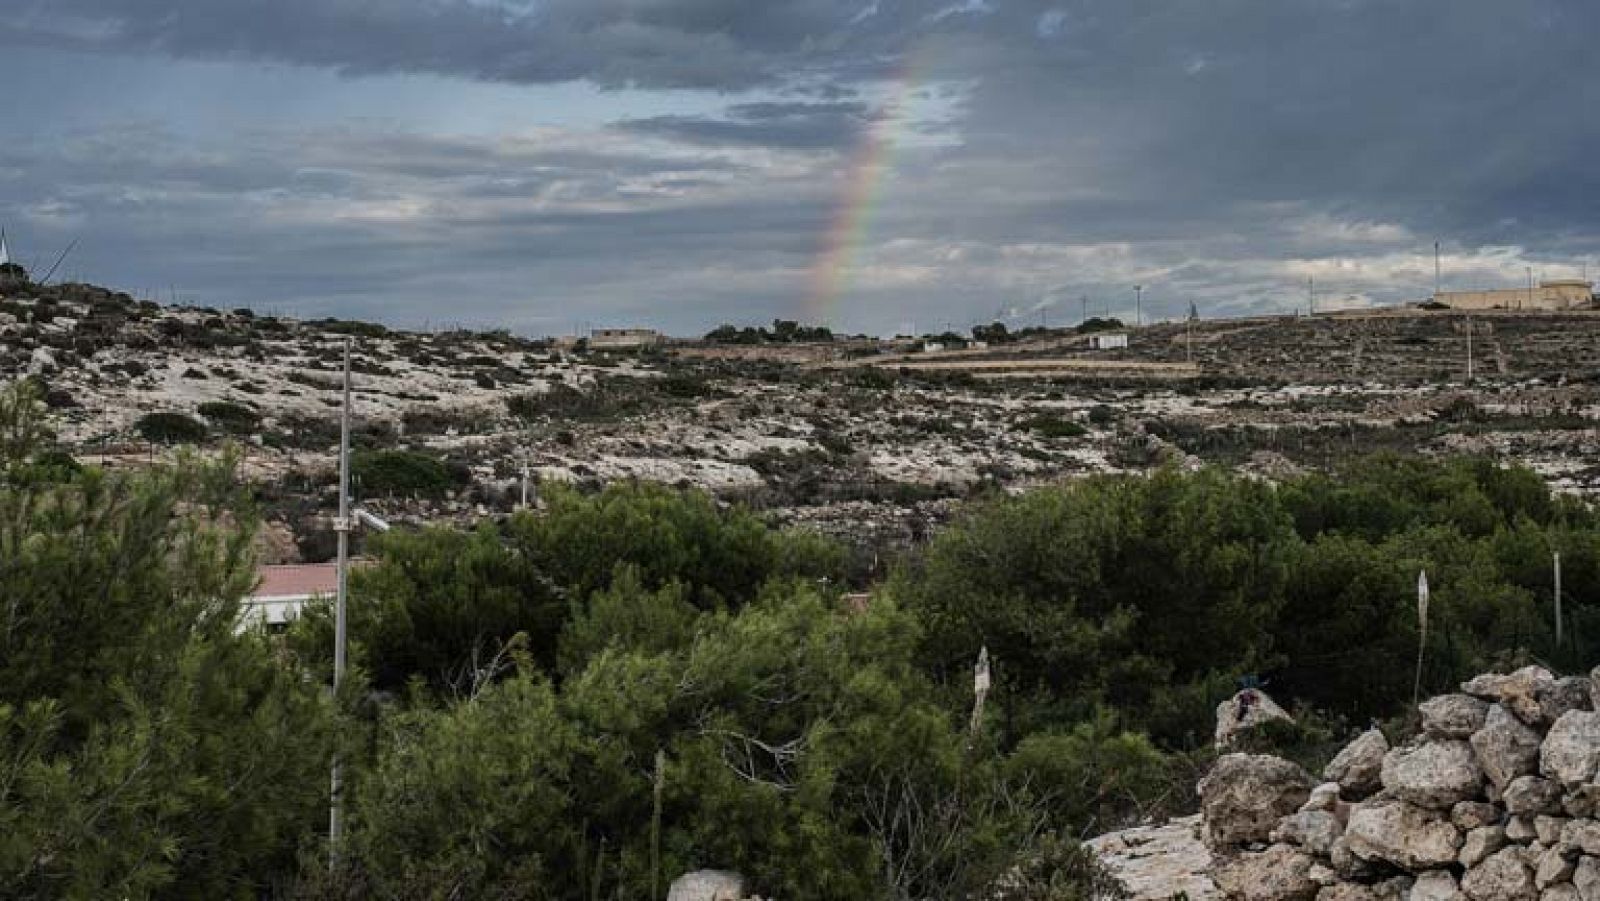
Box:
[1201,666,1600,901]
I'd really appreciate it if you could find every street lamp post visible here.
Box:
[1134,284,1143,327]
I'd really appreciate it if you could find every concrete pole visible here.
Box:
[329,337,352,870]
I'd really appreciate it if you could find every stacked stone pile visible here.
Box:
[1201,666,1600,901]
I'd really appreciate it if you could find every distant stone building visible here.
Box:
[589,327,661,350]
[1089,333,1129,350]
[1436,280,1593,311]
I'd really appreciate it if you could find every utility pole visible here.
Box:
[1466,317,1474,383]
[1440,241,1452,300]
[1134,285,1143,327]
[1081,295,1088,326]
[1527,267,1534,311]
[329,338,353,870]
[1308,276,1315,316]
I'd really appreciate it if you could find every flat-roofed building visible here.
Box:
[589,328,661,349]
[1436,280,1593,311]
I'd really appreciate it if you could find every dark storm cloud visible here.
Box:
[4,0,1600,333]
[1,0,913,89]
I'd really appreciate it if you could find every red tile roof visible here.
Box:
[253,564,341,599]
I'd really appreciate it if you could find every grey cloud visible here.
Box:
[618,100,870,148]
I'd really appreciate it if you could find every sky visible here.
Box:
[2,0,1598,337]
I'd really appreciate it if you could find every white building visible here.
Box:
[589,328,661,350]
[1089,333,1129,350]
[239,563,340,630]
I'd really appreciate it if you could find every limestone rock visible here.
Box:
[1200,754,1316,849]
[1564,787,1600,820]
[1574,856,1600,901]
[1464,667,1558,727]
[1539,679,1593,725]
[1542,713,1600,789]
[667,870,746,901]
[1302,783,1342,813]
[1345,799,1463,869]
[1510,817,1540,844]
[1413,870,1467,901]
[1326,730,1390,798]
[1536,846,1577,890]
[1424,695,1492,740]
[1561,821,1600,857]
[1273,811,1343,858]
[1544,885,1580,901]
[1463,826,1509,869]
[1088,815,1219,901]
[1473,705,1544,790]
[1591,667,1600,713]
[1213,844,1319,901]
[1218,689,1295,748]
[1508,777,1566,817]
[1383,740,1485,809]
[1330,837,1375,881]
[1317,884,1384,901]
[1456,802,1504,831]
[1537,816,1570,846]
[1462,846,1537,901]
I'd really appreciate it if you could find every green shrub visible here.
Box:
[1019,414,1088,439]
[197,400,261,434]
[352,449,457,498]
[135,411,208,444]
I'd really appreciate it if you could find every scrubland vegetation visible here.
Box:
[2,374,1596,899]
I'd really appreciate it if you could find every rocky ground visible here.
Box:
[5,276,1600,570]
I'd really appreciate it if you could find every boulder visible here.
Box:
[1473,705,1544,790]
[1329,837,1376,881]
[667,870,746,901]
[1464,667,1558,727]
[1463,826,1510,869]
[1424,695,1492,740]
[1326,730,1390,798]
[1591,667,1600,713]
[1456,802,1505,831]
[1509,817,1540,844]
[1461,846,1538,901]
[1536,847,1577,890]
[1564,787,1600,820]
[1213,844,1319,901]
[1537,816,1570,846]
[1200,754,1316,849]
[1345,799,1463,869]
[1272,811,1344,858]
[1545,886,1581,901]
[1413,870,1467,901]
[1575,857,1600,901]
[1302,783,1342,813]
[1507,777,1566,817]
[1543,713,1600,789]
[1539,678,1593,725]
[1316,884,1384,901]
[1382,741,1485,809]
[1217,689,1295,748]
[1561,821,1600,857]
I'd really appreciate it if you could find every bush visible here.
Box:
[1019,414,1088,439]
[135,411,208,444]
[352,449,458,499]
[198,400,261,434]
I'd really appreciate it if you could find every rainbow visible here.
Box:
[805,51,924,327]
